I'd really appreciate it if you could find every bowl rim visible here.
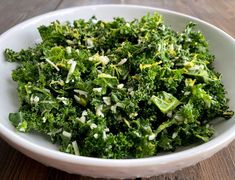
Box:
[0,4,235,167]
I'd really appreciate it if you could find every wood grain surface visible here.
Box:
[0,0,235,179]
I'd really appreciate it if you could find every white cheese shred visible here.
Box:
[45,58,60,71]
[72,141,80,155]
[94,133,99,139]
[74,89,88,97]
[148,134,156,141]
[90,123,97,129]
[66,59,77,83]
[117,58,127,65]
[93,87,102,93]
[62,131,72,139]
[103,97,111,105]
[96,105,104,117]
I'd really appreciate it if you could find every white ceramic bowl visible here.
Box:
[0,5,235,179]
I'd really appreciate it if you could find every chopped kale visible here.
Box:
[5,13,233,158]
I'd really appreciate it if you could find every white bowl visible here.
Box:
[0,5,235,178]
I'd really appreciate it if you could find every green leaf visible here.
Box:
[150,91,181,114]
[94,73,118,88]
[9,112,23,127]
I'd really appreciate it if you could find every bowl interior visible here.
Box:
[0,5,235,154]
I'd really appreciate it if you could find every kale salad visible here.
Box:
[5,13,234,158]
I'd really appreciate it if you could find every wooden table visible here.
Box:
[0,0,235,179]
